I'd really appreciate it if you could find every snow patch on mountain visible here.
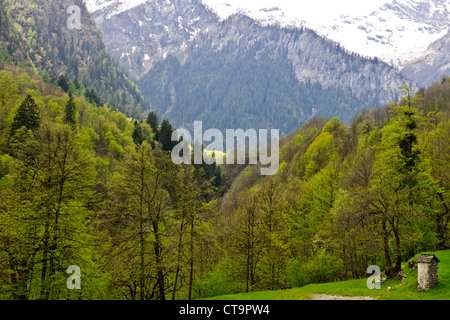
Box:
[83,0,151,18]
[200,0,450,69]
[201,0,390,24]
[313,0,450,68]
[199,1,306,28]
[83,0,449,71]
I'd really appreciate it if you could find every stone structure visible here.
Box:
[417,254,440,291]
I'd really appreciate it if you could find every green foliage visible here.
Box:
[288,253,345,288]
[215,81,450,294]
[132,120,143,145]
[0,63,228,300]
[84,88,103,107]
[139,42,382,135]
[0,0,150,119]
[194,259,244,299]
[0,153,12,182]
[207,249,450,300]
[1,61,449,300]
[159,119,177,151]
[146,111,159,140]
[0,64,152,300]
[1,120,97,299]
[11,94,40,135]
[64,91,76,126]
[58,74,70,93]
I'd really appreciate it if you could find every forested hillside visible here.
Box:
[139,38,375,134]
[83,0,412,135]
[212,79,450,293]
[0,0,151,118]
[138,13,412,134]
[0,62,222,300]
[0,60,448,300]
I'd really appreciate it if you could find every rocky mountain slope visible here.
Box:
[85,0,219,78]
[311,0,450,69]
[197,0,450,86]
[83,0,414,134]
[401,29,450,86]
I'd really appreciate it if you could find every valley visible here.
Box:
[0,0,448,305]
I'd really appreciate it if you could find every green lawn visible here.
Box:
[206,250,450,300]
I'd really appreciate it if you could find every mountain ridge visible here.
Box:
[314,0,450,70]
[402,28,450,86]
[82,0,414,134]
[83,0,449,85]
[0,0,151,117]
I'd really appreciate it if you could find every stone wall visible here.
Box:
[418,260,439,291]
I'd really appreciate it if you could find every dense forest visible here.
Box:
[0,0,151,118]
[139,38,383,135]
[0,62,224,300]
[215,79,450,292]
[0,58,448,299]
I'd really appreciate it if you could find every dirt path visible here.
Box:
[311,294,375,300]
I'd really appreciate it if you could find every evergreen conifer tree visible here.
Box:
[147,111,159,141]
[64,91,77,126]
[57,74,70,93]
[132,120,144,145]
[159,119,176,151]
[11,94,41,135]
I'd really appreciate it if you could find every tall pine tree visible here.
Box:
[132,120,144,146]
[64,91,77,126]
[11,95,41,135]
[147,111,159,141]
[57,74,70,93]
[159,119,177,151]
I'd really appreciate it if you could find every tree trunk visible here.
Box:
[436,192,449,250]
[149,202,166,301]
[153,224,165,301]
[172,216,186,300]
[188,217,194,301]
[392,219,402,274]
[382,216,393,276]
[139,221,145,301]
[40,217,51,300]
[48,183,64,300]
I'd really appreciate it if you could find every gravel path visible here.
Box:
[311,294,375,300]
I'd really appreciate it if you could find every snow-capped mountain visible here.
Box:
[81,0,412,134]
[402,28,450,86]
[83,0,220,77]
[200,0,450,69]
[83,0,150,18]
[201,0,450,85]
[83,0,449,85]
[313,0,450,69]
